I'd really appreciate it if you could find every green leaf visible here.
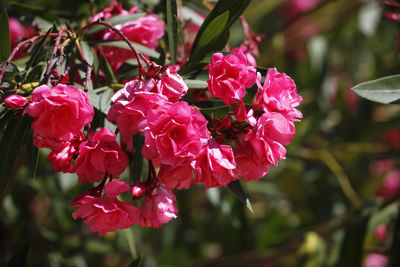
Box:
[86,13,145,35]
[200,105,230,119]
[352,74,400,104]
[166,0,178,64]
[79,40,94,66]
[336,210,370,267]
[0,9,10,63]
[228,180,253,213]
[87,86,113,114]
[184,79,207,88]
[99,52,117,84]
[133,134,144,182]
[189,0,250,62]
[197,11,229,49]
[90,40,161,59]
[0,115,32,196]
[127,258,141,267]
[6,243,30,267]
[389,202,400,266]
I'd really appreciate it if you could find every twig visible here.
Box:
[74,39,93,92]
[43,29,67,85]
[76,20,145,79]
[0,35,41,86]
[55,38,71,75]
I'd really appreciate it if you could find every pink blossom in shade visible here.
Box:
[253,70,303,121]
[142,101,211,166]
[363,253,388,267]
[280,0,319,20]
[24,84,94,150]
[376,170,400,200]
[234,101,247,122]
[73,128,128,184]
[72,180,140,236]
[234,138,271,182]
[153,66,188,102]
[193,139,239,189]
[374,224,389,243]
[9,17,36,59]
[95,8,165,71]
[158,163,195,189]
[207,51,256,106]
[140,183,178,228]
[3,95,27,109]
[369,160,394,176]
[48,142,77,173]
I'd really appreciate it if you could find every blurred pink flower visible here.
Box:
[9,17,36,59]
[3,95,27,109]
[363,253,388,267]
[374,224,389,243]
[376,170,400,199]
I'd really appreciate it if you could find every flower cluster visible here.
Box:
[2,2,302,236]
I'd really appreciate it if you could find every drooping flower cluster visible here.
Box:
[2,2,303,236]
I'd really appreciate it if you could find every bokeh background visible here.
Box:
[1,0,400,266]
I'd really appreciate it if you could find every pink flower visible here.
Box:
[207,51,256,106]
[131,181,147,198]
[24,84,94,150]
[253,69,303,121]
[72,180,140,235]
[93,4,164,71]
[73,128,128,184]
[158,163,195,189]
[234,112,295,182]
[363,253,388,267]
[232,46,257,67]
[280,0,319,20]
[193,139,238,189]
[374,224,389,243]
[376,170,400,199]
[142,101,210,166]
[3,95,27,109]
[152,66,188,102]
[140,183,178,228]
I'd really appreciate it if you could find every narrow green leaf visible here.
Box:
[176,16,187,63]
[166,0,178,64]
[228,180,253,213]
[197,11,229,49]
[200,105,230,119]
[99,53,117,84]
[352,74,400,104]
[0,9,10,63]
[6,243,30,267]
[0,115,32,196]
[184,79,207,88]
[336,210,370,267]
[389,202,400,266]
[90,40,161,59]
[133,134,144,182]
[79,40,94,66]
[87,86,113,114]
[86,13,145,35]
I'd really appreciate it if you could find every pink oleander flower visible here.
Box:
[193,139,238,189]
[153,65,188,102]
[234,111,295,182]
[363,253,388,267]
[142,101,210,166]
[140,183,178,228]
[376,170,400,199]
[158,163,194,189]
[374,224,389,243]
[73,128,128,184]
[207,51,256,106]
[92,4,164,71]
[3,95,27,109]
[280,0,319,20]
[131,181,147,198]
[253,69,303,121]
[24,84,94,150]
[232,46,257,67]
[72,180,140,235]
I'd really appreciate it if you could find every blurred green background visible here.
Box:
[1,0,400,266]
